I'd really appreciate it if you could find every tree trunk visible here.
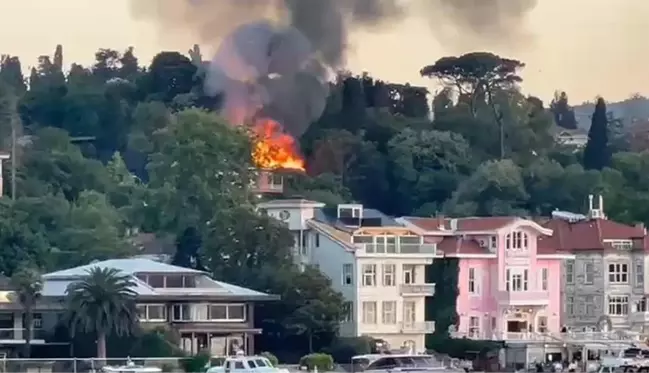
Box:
[307,332,313,353]
[97,331,107,362]
[23,309,32,358]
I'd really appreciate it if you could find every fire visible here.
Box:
[252,118,305,171]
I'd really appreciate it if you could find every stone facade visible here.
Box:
[562,250,647,332]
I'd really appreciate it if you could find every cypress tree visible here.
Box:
[583,97,611,170]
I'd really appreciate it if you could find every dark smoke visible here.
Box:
[130,0,405,137]
[131,0,539,135]
[418,0,539,51]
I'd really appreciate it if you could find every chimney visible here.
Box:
[636,223,647,235]
[599,195,604,212]
[450,218,458,231]
[588,194,594,211]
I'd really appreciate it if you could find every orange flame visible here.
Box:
[252,118,305,171]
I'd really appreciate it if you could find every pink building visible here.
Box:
[399,216,575,342]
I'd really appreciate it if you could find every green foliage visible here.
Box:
[299,353,335,371]
[4,45,649,359]
[65,267,139,358]
[180,352,211,373]
[583,97,611,170]
[427,336,503,359]
[427,258,459,340]
[261,351,279,367]
[325,337,373,364]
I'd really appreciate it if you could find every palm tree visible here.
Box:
[10,265,43,358]
[65,267,138,360]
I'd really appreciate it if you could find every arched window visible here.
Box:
[505,231,529,250]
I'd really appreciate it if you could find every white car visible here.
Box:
[206,355,288,373]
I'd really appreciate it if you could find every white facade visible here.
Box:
[257,200,437,352]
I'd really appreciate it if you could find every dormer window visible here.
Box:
[609,240,632,250]
[505,231,529,250]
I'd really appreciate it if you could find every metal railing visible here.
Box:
[452,330,641,342]
[0,357,298,373]
[399,283,436,296]
[356,244,437,255]
[401,321,436,333]
[496,290,550,305]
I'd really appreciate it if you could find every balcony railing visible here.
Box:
[355,244,437,256]
[401,321,436,333]
[452,330,639,342]
[496,290,550,305]
[0,328,46,340]
[399,283,436,296]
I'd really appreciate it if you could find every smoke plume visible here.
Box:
[130,0,406,137]
[418,0,538,51]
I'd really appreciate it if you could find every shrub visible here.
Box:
[180,352,211,373]
[299,353,334,372]
[261,351,279,367]
[325,337,372,363]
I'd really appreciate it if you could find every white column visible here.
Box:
[13,312,22,339]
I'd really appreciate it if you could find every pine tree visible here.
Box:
[583,97,611,170]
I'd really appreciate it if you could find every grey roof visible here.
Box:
[41,259,273,300]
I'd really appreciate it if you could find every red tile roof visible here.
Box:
[539,218,647,251]
[434,236,490,255]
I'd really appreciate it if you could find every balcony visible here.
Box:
[452,331,640,343]
[355,244,437,256]
[496,290,549,306]
[401,321,435,333]
[0,328,46,341]
[630,311,649,324]
[399,283,436,296]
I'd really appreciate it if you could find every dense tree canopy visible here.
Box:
[0,44,648,356]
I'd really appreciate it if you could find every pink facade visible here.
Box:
[400,217,574,340]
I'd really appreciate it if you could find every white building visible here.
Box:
[257,199,438,352]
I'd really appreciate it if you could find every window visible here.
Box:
[468,268,479,294]
[469,316,480,338]
[147,274,165,288]
[610,240,633,250]
[607,295,629,316]
[566,260,574,284]
[403,301,416,324]
[506,268,528,291]
[315,233,320,248]
[165,275,184,288]
[637,298,647,313]
[342,302,353,322]
[608,263,629,284]
[541,268,548,291]
[537,316,548,333]
[637,263,644,286]
[403,265,416,284]
[382,264,395,286]
[342,264,354,285]
[505,231,529,250]
[585,295,595,316]
[566,296,574,316]
[362,264,376,286]
[362,302,377,324]
[301,233,308,255]
[137,304,167,321]
[489,236,497,249]
[584,261,594,284]
[381,301,396,324]
[171,304,245,321]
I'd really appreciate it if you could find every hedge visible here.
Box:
[261,351,279,367]
[299,353,334,372]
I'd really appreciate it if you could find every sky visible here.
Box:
[0,0,647,104]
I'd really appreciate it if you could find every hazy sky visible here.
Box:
[1,0,647,103]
